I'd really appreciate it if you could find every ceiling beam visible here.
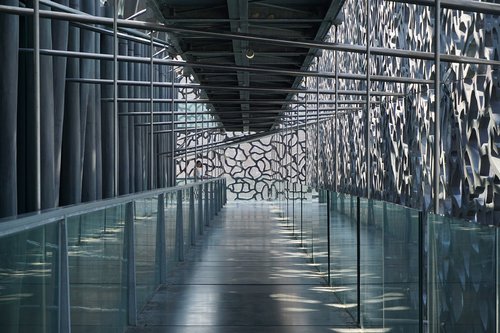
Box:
[6,7,499,67]
[385,0,500,15]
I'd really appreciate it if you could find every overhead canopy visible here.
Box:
[150,0,345,131]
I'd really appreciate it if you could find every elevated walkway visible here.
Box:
[127,201,354,333]
[0,183,498,333]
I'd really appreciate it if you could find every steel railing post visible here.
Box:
[189,187,195,245]
[175,190,184,261]
[204,182,209,226]
[125,201,137,325]
[59,218,71,333]
[356,196,361,327]
[198,184,204,235]
[156,193,167,284]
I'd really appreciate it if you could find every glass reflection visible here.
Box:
[0,223,59,333]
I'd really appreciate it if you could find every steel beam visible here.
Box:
[385,0,500,15]
[117,106,365,116]
[65,78,408,96]
[19,48,435,85]
[100,98,373,104]
[4,6,500,67]
[40,0,172,49]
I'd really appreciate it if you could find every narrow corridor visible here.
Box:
[127,201,355,333]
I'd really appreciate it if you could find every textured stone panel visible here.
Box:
[305,0,499,225]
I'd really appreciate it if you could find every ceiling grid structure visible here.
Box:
[151,0,346,131]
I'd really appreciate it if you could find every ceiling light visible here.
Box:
[245,49,255,59]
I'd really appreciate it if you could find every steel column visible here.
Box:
[0,0,19,218]
[194,100,198,172]
[292,182,295,236]
[113,0,119,196]
[34,0,41,211]
[496,227,499,333]
[356,196,361,327]
[170,67,176,186]
[434,0,441,214]
[418,211,424,333]
[149,31,154,189]
[184,81,188,183]
[300,184,303,247]
[366,0,372,199]
[334,25,338,193]
[327,191,331,286]
[316,59,320,187]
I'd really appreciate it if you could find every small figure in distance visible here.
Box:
[195,160,204,179]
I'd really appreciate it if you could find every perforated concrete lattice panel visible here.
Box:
[177,130,306,200]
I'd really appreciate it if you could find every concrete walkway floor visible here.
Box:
[126,201,356,333]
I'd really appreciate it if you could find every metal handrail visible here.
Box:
[0,177,224,238]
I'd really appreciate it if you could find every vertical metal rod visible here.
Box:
[219,180,222,210]
[286,175,289,225]
[113,0,119,196]
[204,182,209,226]
[434,0,441,214]
[316,59,320,188]
[198,184,203,234]
[366,0,371,199]
[171,67,176,186]
[214,131,217,178]
[295,102,299,237]
[42,226,47,333]
[305,77,308,164]
[211,182,215,217]
[292,182,295,236]
[184,80,188,183]
[300,184,303,247]
[296,102,299,184]
[189,187,195,244]
[156,193,167,284]
[59,219,71,333]
[175,189,184,261]
[496,227,499,333]
[194,100,198,174]
[125,201,137,325]
[327,191,331,286]
[334,25,338,193]
[356,196,361,327]
[149,30,154,190]
[418,211,424,333]
[34,0,41,210]
[214,181,218,214]
[201,105,205,176]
